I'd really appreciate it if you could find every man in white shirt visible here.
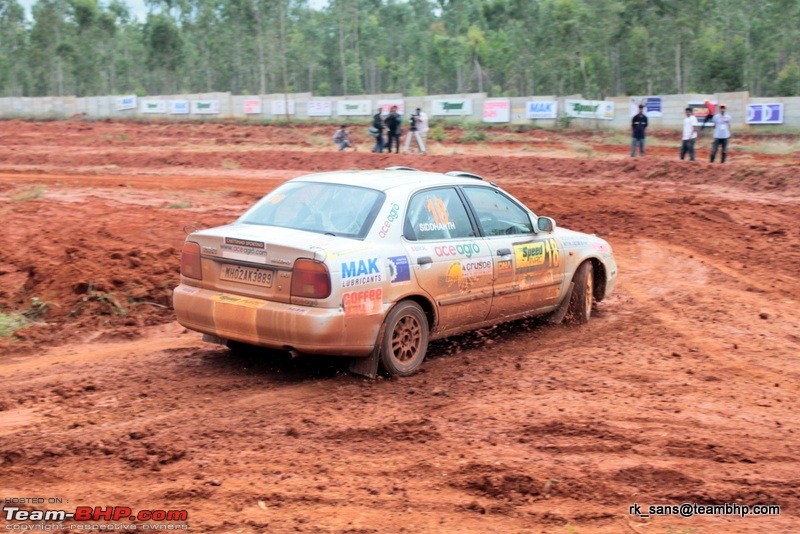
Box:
[403,107,428,154]
[680,107,698,161]
[710,104,732,163]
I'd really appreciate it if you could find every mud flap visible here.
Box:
[547,282,574,324]
[348,347,380,378]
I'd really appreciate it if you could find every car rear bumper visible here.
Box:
[173,285,382,357]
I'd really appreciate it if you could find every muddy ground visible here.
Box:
[0,119,798,533]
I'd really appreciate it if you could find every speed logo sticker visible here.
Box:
[514,239,560,273]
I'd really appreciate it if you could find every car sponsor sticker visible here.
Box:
[461,258,492,278]
[343,288,383,317]
[340,257,386,287]
[497,259,513,277]
[379,203,401,238]
[514,239,559,273]
[387,255,411,283]
[211,294,265,308]
[434,242,481,258]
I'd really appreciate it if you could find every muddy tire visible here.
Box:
[379,301,429,376]
[566,261,593,324]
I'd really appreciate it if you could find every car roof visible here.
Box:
[292,169,492,192]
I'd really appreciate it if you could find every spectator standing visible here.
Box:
[370,108,385,153]
[415,107,429,147]
[630,104,648,157]
[333,124,354,151]
[701,99,716,129]
[709,104,732,163]
[384,106,401,154]
[402,109,426,154]
[680,107,698,161]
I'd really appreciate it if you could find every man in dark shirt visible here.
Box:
[630,104,648,157]
[383,106,401,154]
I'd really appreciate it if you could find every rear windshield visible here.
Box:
[238,181,385,239]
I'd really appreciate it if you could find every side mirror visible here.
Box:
[537,216,556,233]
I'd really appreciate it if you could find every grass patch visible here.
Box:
[0,311,28,337]
[737,140,800,154]
[165,200,192,209]
[460,129,488,143]
[11,186,46,202]
[221,159,240,170]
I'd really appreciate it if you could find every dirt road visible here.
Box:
[1,119,798,533]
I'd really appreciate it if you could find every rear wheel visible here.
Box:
[379,301,429,376]
[566,261,593,324]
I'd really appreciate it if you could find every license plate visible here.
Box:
[220,264,274,288]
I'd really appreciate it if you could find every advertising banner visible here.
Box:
[337,100,371,116]
[192,100,220,114]
[169,100,189,114]
[140,100,166,114]
[377,99,405,115]
[630,97,663,117]
[271,99,295,116]
[115,95,137,111]
[747,103,784,124]
[564,99,614,120]
[526,101,558,119]
[482,99,511,123]
[307,100,333,117]
[688,102,714,118]
[432,99,472,116]
[243,98,262,115]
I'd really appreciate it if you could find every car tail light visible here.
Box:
[180,241,202,280]
[291,259,331,299]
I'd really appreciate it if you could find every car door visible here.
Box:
[461,186,565,320]
[402,186,493,332]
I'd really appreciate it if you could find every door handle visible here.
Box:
[496,248,511,256]
[417,256,432,265]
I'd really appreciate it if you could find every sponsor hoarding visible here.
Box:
[482,99,510,123]
[747,103,784,124]
[140,100,166,114]
[377,99,405,115]
[169,100,189,114]
[337,100,371,116]
[432,99,472,116]
[243,98,262,114]
[192,100,220,114]
[307,100,333,117]
[115,95,137,111]
[564,99,614,120]
[629,97,663,117]
[526,101,558,119]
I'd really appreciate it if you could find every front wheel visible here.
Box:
[379,301,429,376]
[566,261,593,324]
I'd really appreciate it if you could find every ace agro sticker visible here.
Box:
[340,257,386,288]
[526,101,557,119]
[140,100,167,114]
[169,100,189,114]
[343,288,383,317]
[192,100,220,114]
[307,100,333,117]
[337,100,371,116]
[243,98,262,114]
[271,99,296,115]
[747,103,784,124]
[115,95,137,111]
[564,99,614,120]
[432,99,473,116]
[482,99,510,123]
